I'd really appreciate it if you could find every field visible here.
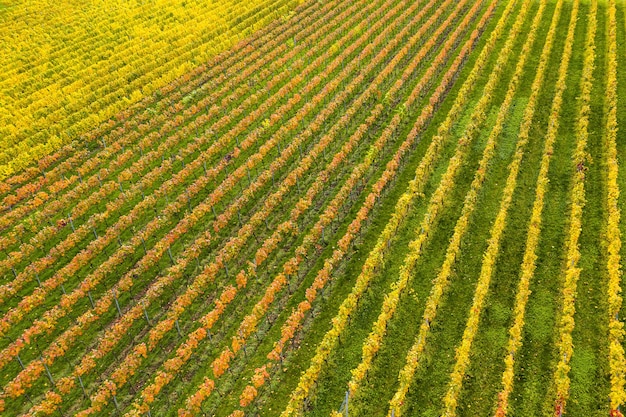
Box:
[0,0,625,416]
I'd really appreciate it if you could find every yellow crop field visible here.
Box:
[0,0,300,179]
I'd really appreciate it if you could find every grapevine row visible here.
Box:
[552,0,594,414]
[605,0,626,413]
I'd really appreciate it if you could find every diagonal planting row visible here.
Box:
[605,0,626,413]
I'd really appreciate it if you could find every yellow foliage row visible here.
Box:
[490,0,570,414]
[0,0,302,180]
[552,0,594,413]
[279,0,523,413]
[605,0,625,412]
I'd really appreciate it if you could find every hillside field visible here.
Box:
[0,0,625,416]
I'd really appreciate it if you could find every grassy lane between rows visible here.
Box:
[616,0,626,336]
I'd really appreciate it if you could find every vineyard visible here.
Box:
[0,0,625,416]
